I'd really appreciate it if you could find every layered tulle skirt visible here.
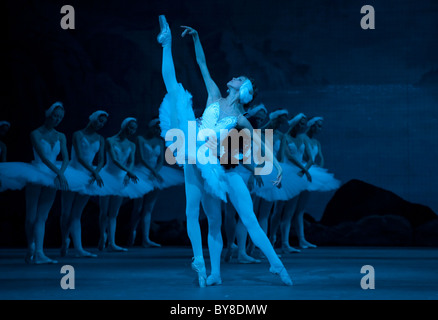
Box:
[251,161,309,201]
[133,165,184,190]
[306,165,341,192]
[97,165,154,199]
[0,161,95,194]
[158,83,229,201]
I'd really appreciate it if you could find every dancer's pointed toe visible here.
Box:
[191,257,207,288]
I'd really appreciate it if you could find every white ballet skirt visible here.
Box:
[251,134,308,202]
[68,135,110,196]
[305,143,341,192]
[159,83,237,202]
[98,145,154,198]
[133,142,184,190]
[0,139,92,192]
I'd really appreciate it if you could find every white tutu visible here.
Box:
[0,160,92,193]
[158,83,229,202]
[251,161,308,201]
[305,142,341,192]
[98,165,154,199]
[307,165,341,192]
[133,165,184,190]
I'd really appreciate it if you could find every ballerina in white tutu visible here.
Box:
[98,117,153,252]
[294,116,341,248]
[23,102,69,264]
[128,117,184,247]
[0,121,11,162]
[157,15,292,286]
[60,110,108,258]
[249,108,290,256]
[270,113,313,253]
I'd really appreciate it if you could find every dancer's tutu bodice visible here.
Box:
[104,145,131,174]
[142,143,160,168]
[32,139,60,167]
[198,101,239,134]
[286,142,305,164]
[70,136,100,171]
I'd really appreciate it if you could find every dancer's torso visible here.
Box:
[105,141,131,174]
[33,138,60,164]
[70,135,100,171]
[139,139,161,169]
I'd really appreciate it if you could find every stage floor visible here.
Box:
[0,246,437,300]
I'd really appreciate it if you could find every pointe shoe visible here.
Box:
[191,257,207,288]
[270,266,293,286]
[157,15,171,46]
[207,274,222,286]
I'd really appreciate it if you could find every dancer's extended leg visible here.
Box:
[226,172,292,285]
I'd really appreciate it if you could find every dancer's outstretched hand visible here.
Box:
[272,172,282,188]
[181,26,198,38]
[255,175,264,187]
[55,173,69,191]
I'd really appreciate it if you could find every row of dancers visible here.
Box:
[0,16,340,287]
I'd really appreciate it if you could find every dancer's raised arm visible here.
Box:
[181,26,221,105]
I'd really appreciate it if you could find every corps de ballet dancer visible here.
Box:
[128,117,184,247]
[222,134,264,264]
[157,15,292,286]
[248,108,291,257]
[0,120,11,162]
[270,113,314,252]
[294,116,341,248]
[98,117,154,252]
[0,102,88,263]
[60,110,109,258]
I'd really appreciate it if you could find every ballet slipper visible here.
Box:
[75,250,98,258]
[141,240,161,248]
[299,239,317,249]
[34,252,58,265]
[157,15,171,46]
[281,244,301,254]
[237,253,261,264]
[191,257,207,288]
[206,274,222,286]
[60,238,71,257]
[269,266,293,286]
[107,244,128,252]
